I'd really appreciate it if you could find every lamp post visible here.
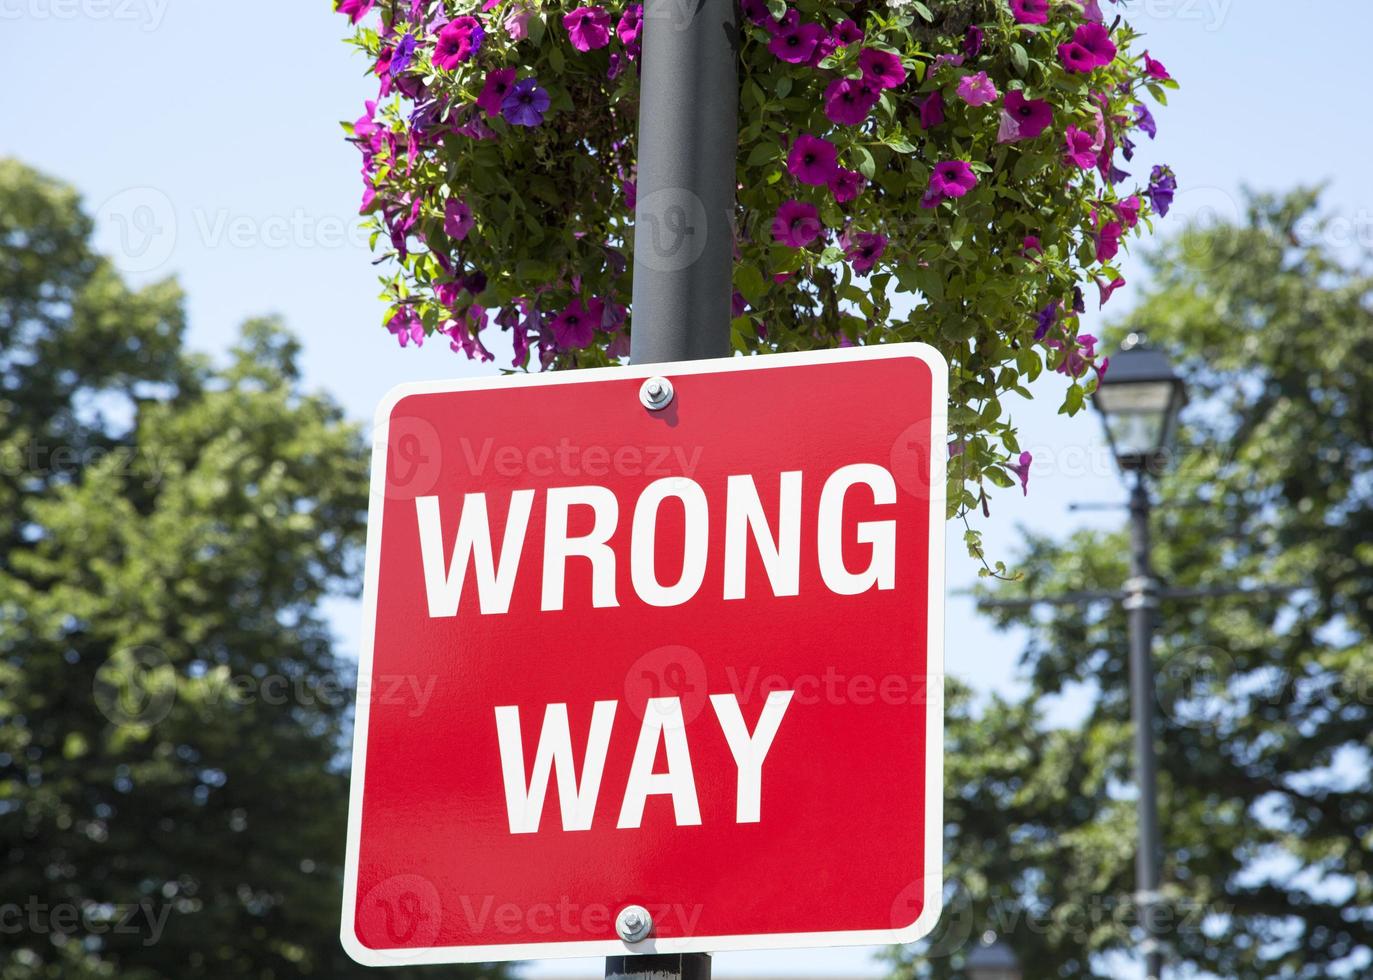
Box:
[966,931,1022,980]
[1093,333,1188,980]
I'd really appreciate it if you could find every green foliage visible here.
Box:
[0,159,505,979]
[890,190,1373,978]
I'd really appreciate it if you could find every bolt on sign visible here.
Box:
[341,345,948,966]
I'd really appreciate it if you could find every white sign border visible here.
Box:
[341,342,949,966]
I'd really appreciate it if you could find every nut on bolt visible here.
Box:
[639,376,674,411]
[615,904,653,943]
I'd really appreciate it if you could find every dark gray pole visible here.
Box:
[1125,474,1164,980]
[613,2,736,978]
[629,0,738,363]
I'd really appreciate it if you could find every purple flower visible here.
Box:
[919,90,946,129]
[929,160,978,199]
[476,68,517,117]
[565,6,612,51]
[1064,126,1098,169]
[1142,51,1171,80]
[444,198,474,240]
[1009,451,1033,495]
[390,33,417,74]
[1009,0,1048,24]
[336,0,375,23]
[957,71,999,107]
[1096,220,1123,262]
[617,4,643,45]
[832,18,863,46]
[1148,165,1177,216]
[1058,41,1098,74]
[824,77,880,126]
[1034,300,1059,341]
[504,5,531,39]
[786,134,838,186]
[859,48,906,89]
[964,25,984,58]
[502,78,550,127]
[845,231,887,273]
[1135,103,1157,139]
[551,297,603,350]
[829,168,866,204]
[770,22,825,64]
[1096,274,1126,307]
[387,306,425,348]
[997,90,1053,142]
[434,16,484,70]
[772,200,823,247]
[1117,195,1143,229]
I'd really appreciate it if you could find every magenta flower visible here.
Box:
[1096,274,1126,307]
[565,6,612,51]
[829,168,866,204]
[964,25,984,57]
[387,306,424,348]
[808,34,837,68]
[1064,126,1098,169]
[336,0,375,23]
[859,48,906,89]
[617,4,643,45]
[504,5,531,38]
[1095,220,1122,262]
[770,22,825,64]
[772,200,823,247]
[997,90,1053,142]
[434,16,484,70]
[1009,0,1048,24]
[444,198,474,240]
[476,68,517,117]
[1058,41,1097,74]
[824,77,880,126]
[1076,0,1104,20]
[957,71,999,107]
[551,297,603,350]
[1118,195,1142,229]
[1142,51,1171,80]
[845,231,887,273]
[787,134,838,186]
[832,18,863,46]
[1148,165,1176,216]
[502,78,550,127]
[1010,452,1033,495]
[1023,235,1043,257]
[919,90,946,129]
[1072,23,1117,68]
[930,160,978,199]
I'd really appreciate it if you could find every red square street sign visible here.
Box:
[342,344,947,966]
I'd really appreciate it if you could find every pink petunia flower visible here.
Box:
[929,160,978,198]
[957,71,999,107]
[444,198,474,240]
[786,134,839,186]
[1142,51,1171,80]
[1095,220,1123,262]
[845,231,887,273]
[997,90,1053,142]
[550,297,604,350]
[337,0,376,23]
[564,6,612,51]
[1010,451,1033,495]
[617,4,643,46]
[504,5,531,38]
[918,90,946,129]
[1096,274,1126,307]
[829,168,866,204]
[832,18,863,46]
[433,16,484,70]
[1058,41,1097,74]
[1009,0,1049,25]
[1072,22,1117,68]
[824,77,880,126]
[859,48,906,89]
[770,21,825,64]
[1117,195,1143,229]
[1064,126,1098,169]
[772,200,823,247]
[476,68,517,117]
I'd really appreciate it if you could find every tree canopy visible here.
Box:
[888,190,1372,979]
[0,159,504,980]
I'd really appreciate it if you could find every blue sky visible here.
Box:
[5,1,1370,977]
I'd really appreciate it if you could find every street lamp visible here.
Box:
[1093,333,1188,474]
[1094,334,1188,980]
[966,931,1022,980]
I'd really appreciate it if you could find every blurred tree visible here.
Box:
[0,160,506,979]
[889,190,1372,979]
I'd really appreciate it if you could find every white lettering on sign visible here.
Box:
[416,464,897,616]
[493,692,794,834]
